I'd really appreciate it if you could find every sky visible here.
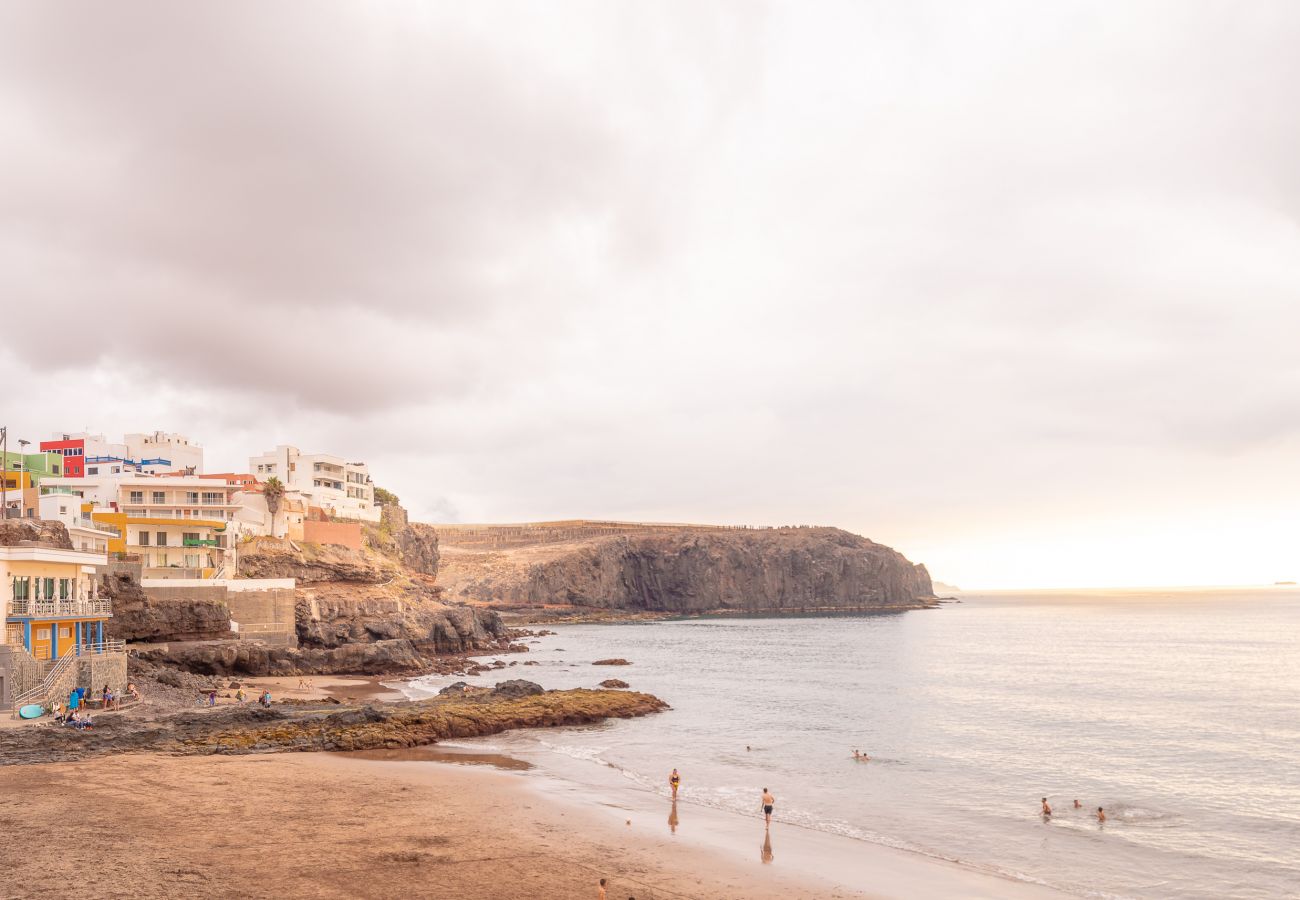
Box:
[1,2,1297,589]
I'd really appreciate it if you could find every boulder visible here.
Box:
[593,658,631,666]
[490,679,544,699]
[599,679,629,689]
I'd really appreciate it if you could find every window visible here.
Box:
[152,491,166,504]
[112,466,121,474]
[129,491,144,504]
[186,491,199,504]
[36,628,50,641]
[183,532,200,546]
[88,467,99,475]
[138,531,150,546]
[58,578,70,600]
[12,576,29,601]
[42,578,55,600]
[156,532,168,546]
[59,626,71,639]
[202,492,222,505]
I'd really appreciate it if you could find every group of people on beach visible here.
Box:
[667,768,777,826]
[1042,797,1106,823]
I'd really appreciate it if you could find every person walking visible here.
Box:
[669,768,681,798]
[760,788,775,825]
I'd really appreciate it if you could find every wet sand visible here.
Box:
[237,674,407,703]
[0,750,1069,899]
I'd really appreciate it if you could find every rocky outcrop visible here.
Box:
[599,679,630,689]
[134,638,458,677]
[296,590,506,654]
[102,573,233,643]
[237,536,398,584]
[372,505,440,578]
[0,689,669,766]
[439,527,934,613]
[0,519,73,549]
[593,658,631,666]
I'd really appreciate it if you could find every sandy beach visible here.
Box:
[0,749,1069,900]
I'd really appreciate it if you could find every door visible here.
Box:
[32,625,52,660]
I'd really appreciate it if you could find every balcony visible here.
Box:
[9,598,112,618]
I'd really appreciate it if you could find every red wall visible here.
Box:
[38,438,85,477]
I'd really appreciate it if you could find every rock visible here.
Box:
[437,526,935,612]
[296,590,507,655]
[522,661,539,666]
[103,573,232,643]
[593,658,631,666]
[438,681,470,696]
[228,682,242,689]
[0,689,669,765]
[599,679,629,689]
[490,679,544,699]
[0,519,73,549]
[237,536,399,584]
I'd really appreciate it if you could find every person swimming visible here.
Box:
[1073,799,1082,809]
[1041,797,1052,817]
[1097,807,1106,824]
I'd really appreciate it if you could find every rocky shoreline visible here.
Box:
[0,685,667,766]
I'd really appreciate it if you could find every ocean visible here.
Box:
[406,588,1300,899]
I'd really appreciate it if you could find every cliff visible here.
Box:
[103,573,233,643]
[437,525,934,613]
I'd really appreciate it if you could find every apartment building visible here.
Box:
[248,445,379,522]
[1,539,110,661]
[40,430,204,477]
[39,475,239,578]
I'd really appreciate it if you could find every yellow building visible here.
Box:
[1,544,110,661]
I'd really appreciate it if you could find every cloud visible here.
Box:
[1,1,1298,587]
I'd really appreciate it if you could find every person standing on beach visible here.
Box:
[669,768,681,798]
[596,877,606,899]
[761,788,775,825]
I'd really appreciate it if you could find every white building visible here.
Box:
[39,474,240,578]
[248,445,378,522]
[124,431,204,473]
[43,430,204,475]
[36,494,117,555]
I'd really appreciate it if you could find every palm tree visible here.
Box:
[263,476,285,536]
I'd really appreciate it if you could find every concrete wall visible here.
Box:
[302,520,362,550]
[78,652,127,697]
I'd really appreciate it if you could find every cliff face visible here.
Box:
[237,536,400,583]
[297,588,505,654]
[438,527,934,612]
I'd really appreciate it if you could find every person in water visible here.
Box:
[1097,807,1106,824]
[761,788,775,825]
[1041,797,1052,817]
[669,768,681,798]
[596,877,606,899]
[1074,799,1082,809]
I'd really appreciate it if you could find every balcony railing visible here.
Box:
[8,598,113,618]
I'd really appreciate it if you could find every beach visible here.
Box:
[0,749,1066,900]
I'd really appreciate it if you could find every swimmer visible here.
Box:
[1097,807,1106,824]
[669,768,681,798]
[1041,797,1052,817]
[1073,799,1082,809]
[597,877,607,899]
[746,745,751,751]
[761,788,775,825]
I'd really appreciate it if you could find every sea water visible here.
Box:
[407,589,1300,899]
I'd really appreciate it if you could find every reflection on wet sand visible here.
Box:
[668,799,679,834]
[761,827,774,864]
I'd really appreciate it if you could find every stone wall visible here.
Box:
[0,645,43,708]
[78,652,127,697]
[225,585,298,647]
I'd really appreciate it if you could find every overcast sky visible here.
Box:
[2,2,1297,588]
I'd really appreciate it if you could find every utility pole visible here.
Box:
[1,425,7,521]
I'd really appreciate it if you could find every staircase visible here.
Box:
[10,641,126,714]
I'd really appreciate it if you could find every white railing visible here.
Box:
[9,598,112,618]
